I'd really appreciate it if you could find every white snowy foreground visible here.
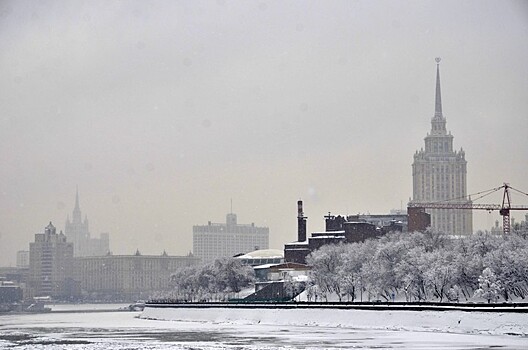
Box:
[0,304,527,349]
[141,305,528,336]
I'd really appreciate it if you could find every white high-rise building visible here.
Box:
[411,59,473,235]
[28,222,75,298]
[193,213,269,263]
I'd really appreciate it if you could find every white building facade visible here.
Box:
[28,222,75,298]
[74,251,200,300]
[411,60,473,235]
[193,213,269,263]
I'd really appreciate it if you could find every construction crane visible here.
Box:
[408,183,528,234]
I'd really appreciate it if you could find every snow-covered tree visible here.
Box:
[446,285,462,302]
[474,267,503,303]
[395,246,428,301]
[423,250,455,302]
[283,276,305,301]
[418,228,449,253]
[450,239,483,300]
[307,244,345,301]
[305,280,316,302]
[213,257,255,294]
[302,229,528,304]
[166,257,255,301]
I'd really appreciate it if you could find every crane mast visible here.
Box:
[500,184,512,235]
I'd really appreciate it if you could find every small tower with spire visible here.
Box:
[411,58,473,235]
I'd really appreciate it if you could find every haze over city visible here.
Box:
[1,0,527,266]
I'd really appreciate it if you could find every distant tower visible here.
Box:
[65,188,90,257]
[411,58,473,234]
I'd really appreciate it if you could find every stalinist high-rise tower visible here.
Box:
[65,189,90,256]
[65,189,110,256]
[411,58,473,235]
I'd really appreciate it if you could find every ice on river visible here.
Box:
[0,304,527,349]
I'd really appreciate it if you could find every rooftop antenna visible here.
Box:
[230,198,233,214]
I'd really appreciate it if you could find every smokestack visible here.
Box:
[297,200,307,242]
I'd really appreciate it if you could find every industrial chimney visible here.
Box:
[297,200,307,242]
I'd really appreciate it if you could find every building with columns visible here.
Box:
[410,59,473,235]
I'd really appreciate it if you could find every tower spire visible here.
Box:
[434,57,442,118]
[75,186,80,211]
[72,186,82,223]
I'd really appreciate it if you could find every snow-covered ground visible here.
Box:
[1,305,527,349]
[141,305,528,337]
[48,303,131,311]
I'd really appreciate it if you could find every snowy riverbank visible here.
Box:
[141,305,528,336]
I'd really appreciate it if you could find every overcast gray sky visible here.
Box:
[1,0,527,266]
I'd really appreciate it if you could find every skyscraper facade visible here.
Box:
[411,59,473,235]
[193,213,269,263]
[65,190,110,257]
[28,222,75,298]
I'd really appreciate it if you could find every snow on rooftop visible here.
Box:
[236,248,284,259]
[312,231,345,234]
[253,263,281,270]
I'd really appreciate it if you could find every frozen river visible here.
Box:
[0,304,527,349]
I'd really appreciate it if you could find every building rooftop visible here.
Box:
[236,249,284,259]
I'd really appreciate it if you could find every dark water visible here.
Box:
[0,305,526,349]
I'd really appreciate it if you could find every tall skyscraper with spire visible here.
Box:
[65,189,110,256]
[411,59,473,235]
